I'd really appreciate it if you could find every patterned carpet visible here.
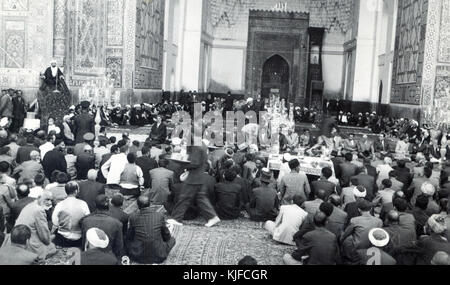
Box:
[162,220,294,265]
[44,190,294,265]
[123,196,294,265]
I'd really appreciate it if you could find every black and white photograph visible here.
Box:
[0,0,449,273]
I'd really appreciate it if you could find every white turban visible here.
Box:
[368,228,390,248]
[0,118,9,128]
[86,228,109,249]
[421,182,436,196]
[353,186,367,198]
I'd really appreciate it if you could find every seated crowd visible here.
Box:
[0,90,448,266]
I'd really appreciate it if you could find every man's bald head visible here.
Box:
[313,212,328,227]
[387,210,400,224]
[431,251,450,265]
[316,189,327,201]
[137,195,151,209]
[30,151,40,161]
[329,194,341,207]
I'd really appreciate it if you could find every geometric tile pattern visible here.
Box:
[396,0,424,84]
[0,0,53,91]
[4,20,26,68]
[72,0,106,74]
[438,0,450,63]
[107,0,124,46]
[390,0,428,105]
[134,0,164,89]
[106,56,123,88]
[209,0,354,41]
[123,0,136,90]
[421,0,441,106]
[137,0,162,69]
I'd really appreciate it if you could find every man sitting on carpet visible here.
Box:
[101,144,129,189]
[246,168,279,222]
[278,159,311,204]
[149,157,174,206]
[15,191,57,260]
[284,211,339,265]
[81,227,118,265]
[126,196,175,264]
[0,225,38,265]
[52,182,90,248]
[78,170,106,213]
[265,195,307,246]
[81,195,124,259]
[149,115,167,146]
[351,228,396,265]
[214,170,242,220]
[119,153,144,198]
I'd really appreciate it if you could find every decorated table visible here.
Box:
[263,152,336,178]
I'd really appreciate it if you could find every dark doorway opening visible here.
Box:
[378,81,383,114]
[261,55,290,101]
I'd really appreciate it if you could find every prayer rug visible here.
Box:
[162,224,295,265]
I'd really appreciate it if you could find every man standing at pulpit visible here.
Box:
[43,59,64,89]
[38,59,72,126]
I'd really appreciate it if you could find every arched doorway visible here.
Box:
[261,55,290,101]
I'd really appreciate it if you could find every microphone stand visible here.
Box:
[53,68,61,94]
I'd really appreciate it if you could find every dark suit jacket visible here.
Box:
[233,176,252,206]
[392,166,413,189]
[201,173,217,204]
[355,248,396,265]
[366,165,377,179]
[351,173,377,200]
[42,149,67,179]
[97,153,112,184]
[12,96,26,120]
[80,248,118,265]
[108,206,129,237]
[73,112,95,144]
[16,144,39,165]
[328,206,348,238]
[77,180,106,213]
[76,153,95,180]
[214,182,242,220]
[311,179,337,199]
[292,227,338,265]
[373,139,390,153]
[408,207,429,238]
[416,233,450,265]
[429,146,442,159]
[150,123,167,145]
[126,207,175,264]
[136,156,158,188]
[184,145,208,185]
[81,211,124,258]
[339,162,358,186]
[248,185,279,222]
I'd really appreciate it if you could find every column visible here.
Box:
[179,0,203,91]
